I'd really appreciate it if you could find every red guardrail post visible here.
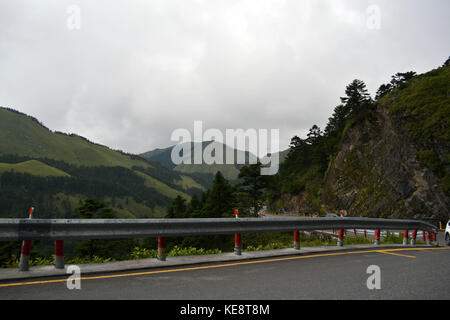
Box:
[234,209,242,255]
[54,240,64,269]
[234,233,242,255]
[293,231,300,250]
[364,230,367,239]
[403,229,409,246]
[431,232,437,245]
[374,229,380,245]
[19,240,32,271]
[411,230,417,246]
[337,229,344,247]
[157,236,166,261]
[18,207,34,271]
[426,232,431,245]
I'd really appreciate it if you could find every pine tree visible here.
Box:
[236,162,269,216]
[166,195,187,218]
[202,171,235,218]
[340,79,372,114]
[306,125,323,145]
[390,71,416,88]
[75,198,111,219]
[375,83,393,100]
[444,56,450,67]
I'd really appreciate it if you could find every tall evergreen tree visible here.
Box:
[340,79,372,114]
[390,71,416,87]
[166,195,187,218]
[75,198,113,219]
[202,171,235,218]
[306,125,323,145]
[236,162,269,216]
[375,83,393,100]
[444,56,450,67]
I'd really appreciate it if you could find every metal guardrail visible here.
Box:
[0,217,439,271]
[0,217,438,242]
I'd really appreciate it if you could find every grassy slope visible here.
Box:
[0,107,150,168]
[44,193,167,219]
[380,66,450,146]
[175,175,206,191]
[133,170,191,200]
[380,66,450,193]
[0,107,205,218]
[174,163,240,180]
[0,160,70,177]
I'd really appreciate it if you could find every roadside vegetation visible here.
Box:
[1,229,422,268]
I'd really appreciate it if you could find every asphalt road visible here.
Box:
[0,245,449,300]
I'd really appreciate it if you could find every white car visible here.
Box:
[446,220,450,246]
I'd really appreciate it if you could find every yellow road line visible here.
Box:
[376,250,416,258]
[0,247,448,288]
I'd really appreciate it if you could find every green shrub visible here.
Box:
[416,150,444,176]
[167,246,221,257]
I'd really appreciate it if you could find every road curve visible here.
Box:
[0,246,449,300]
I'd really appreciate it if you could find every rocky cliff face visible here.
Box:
[269,66,449,220]
[322,90,449,220]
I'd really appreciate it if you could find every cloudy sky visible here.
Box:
[0,0,449,155]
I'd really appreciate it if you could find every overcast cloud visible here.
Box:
[0,0,449,155]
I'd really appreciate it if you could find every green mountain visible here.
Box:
[268,64,450,221]
[0,108,151,168]
[140,141,286,181]
[0,107,206,219]
[0,160,71,177]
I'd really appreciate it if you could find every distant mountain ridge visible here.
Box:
[0,107,206,219]
[140,141,288,181]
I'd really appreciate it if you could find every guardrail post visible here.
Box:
[374,229,380,245]
[19,240,32,271]
[54,240,64,269]
[354,229,357,237]
[293,231,300,250]
[157,236,166,261]
[422,231,426,242]
[364,230,367,239]
[337,229,344,247]
[403,229,409,246]
[234,233,242,255]
[411,230,417,246]
[431,233,437,246]
[426,232,431,246]
[18,207,34,271]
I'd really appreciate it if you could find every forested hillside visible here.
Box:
[0,108,206,218]
[267,64,449,221]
